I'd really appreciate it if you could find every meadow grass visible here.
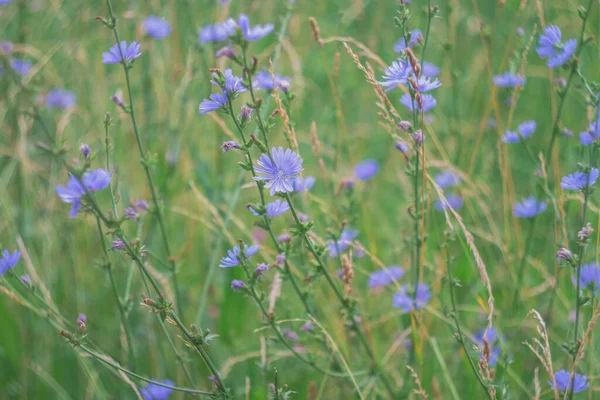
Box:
[1,0,600,399]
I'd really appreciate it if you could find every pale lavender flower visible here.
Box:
[573,263,600,294]
[368,266,405,288]
[493,72,526,87]
[20,274,31,284]
[412,130,424,144]
[0,41,12,54]
[221,141,241,152]
[556,248,573,262]
[231,280,246,292]
[0,249,21,276]
[328,228,359,257]
[199,91,228,114]
[354,160,379,181]
[135,200,149,211]
[141,380,174,400]
[265,199,290,218]
[11,59,31,76]
[276,253,286,266]
[422,62,440,77]
[435,194,463,211]
[394,29,423,52]
[513,197,547,218]
[502,121,536,143]
[516,27,525,36]
[282,329,299,342]
[401,93,437,112]
[56,170,111,218]
[294,176,315,192]
[549,370,588,393]
[435,170,461,189]
[579,120,600,145]
[0,0,12,3]
[254,147,303,195]
[395,141,409,153]
[392,284,431,313]
[414,75,442,92]
[109,240,125,252]
[111,93,124,106]
[255,263,269,277]
[563,127,573,137]
[560,169,599,191]
[397,120,412,131]
[578,223,593,241]
[220,244,259,268]
[215,46,236,59]
[200,70,247,114]
[238,14,273,41]
[46,89,76,109]
[102,41,142,64]
[198,18,237,43]
[82,169,111,191]
[300,321,313,331]
[380,59,411,91]
[77,314,87,324]
[277,233,291,243]
[255,71,291,91]
[124,207,139,221]
[80,144,91,159]
[239,106,253,122]
[536,25,577,68]
[142,16,171,39]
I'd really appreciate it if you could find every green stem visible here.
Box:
[512,218,537,305]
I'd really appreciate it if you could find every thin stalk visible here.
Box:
[512,218,537,304]
[104,0,183,315]
[104,122,119,218]
[78,345,212,397]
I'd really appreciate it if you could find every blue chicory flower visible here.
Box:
[580,120,600,145]
[143,16,172,39]
[20,274,31,284]
[560,169,599,191]
[493,72,526,87]
[573,263,600,294]
[199,69,247,114]
[238,14,273,41]
[422,62,440,77]
[254,71,291,91]
[254,147,304,196]
[0,0,13,5]
[368,266,405,288]
[141,380,174,400]
[536,25,577,68]
[502,121,536,143]
[198,18,237,43]
[294,176,315,192]
[435,170,461,189]
[393,29,423,52]
[220,244,259,268]
[354,160,379,181]
[435,194,463,211]
[46,89,76,110]
[56,170,111,218]
[231,280,246,292]
[329,228,359,257]
[549,370,588,393]
[474,327,501,366]
[392,284,432,313]
[513,197,547,218]
[400,93,437,113]
[249,199,290,218]
[0,249,21,276]
[414,75,442,92]
[380,59,411,91]
[11,59,32,76]
[102,41,142,64]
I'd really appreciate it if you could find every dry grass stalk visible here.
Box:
[523,309,559,400]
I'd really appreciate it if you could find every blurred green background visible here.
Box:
[1,0,600,398]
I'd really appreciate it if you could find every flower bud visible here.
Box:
[80,144,91,159]
[556,247,573,262]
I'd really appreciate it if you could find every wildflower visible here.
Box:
[354,159,379,181]
[328,228,359,257]
[340,178,356,190]
[573,263,600,294]
[221,141,241,152]
[516,27,525,36]
[395,141,409,153]
[277,233,291,243]
[220,244,259,268]
[46,89,76,109]
[255,71,291,91]
[422,62,440,77]
[238,14,273,41]
[198,91,228,114]
[254,147,303,195]
[218,69,248,95]
[142,16,171,39]
[397,120,412,131]
[536,25,577,68]
[300,321,313,331]
[400,93,437,112]
[109,240,125,252]
[474,327,501,366]
[199,70,247,114]
[435,170,461,189]
[82,169,112,191]
[0,249,21,276]
[80,144,91,159]
[11,59,32,76]
[124,207,139,221]
[414,75,442,92]
[215,46,236,59]
[276,253,286,266]
[556,248,573,262]
[141,380,174,400]
[394,29,423,52]
[101,41,142,64]
[231,280,246,292]
[502,121,536,143]
[77,314,87,324]
[0,0,11,4]
[578,223,593,241]
[255,263,269,277]
[392,284,431,313]
[0,41,12,54]
[380,59,411,91]
[557,78,567,87]
[282,329,299,342]
[560,168,599,191]
[579,120,600,145]
[264,199,290,218]
[493,72,526,87]
[368,266,405,288]
[239,106,253,122]
[56,170,111,218]
[294,176,315,192]
[20,274,31,284]
[435,194,463,211]
[487,119,497,129]
[135,200,149,211]
[297,212,309,223]
[563,127,573,137]
[198,19,237,43]
[549,370,588,393]
[513,197,547,218]
[412,130,424,144]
